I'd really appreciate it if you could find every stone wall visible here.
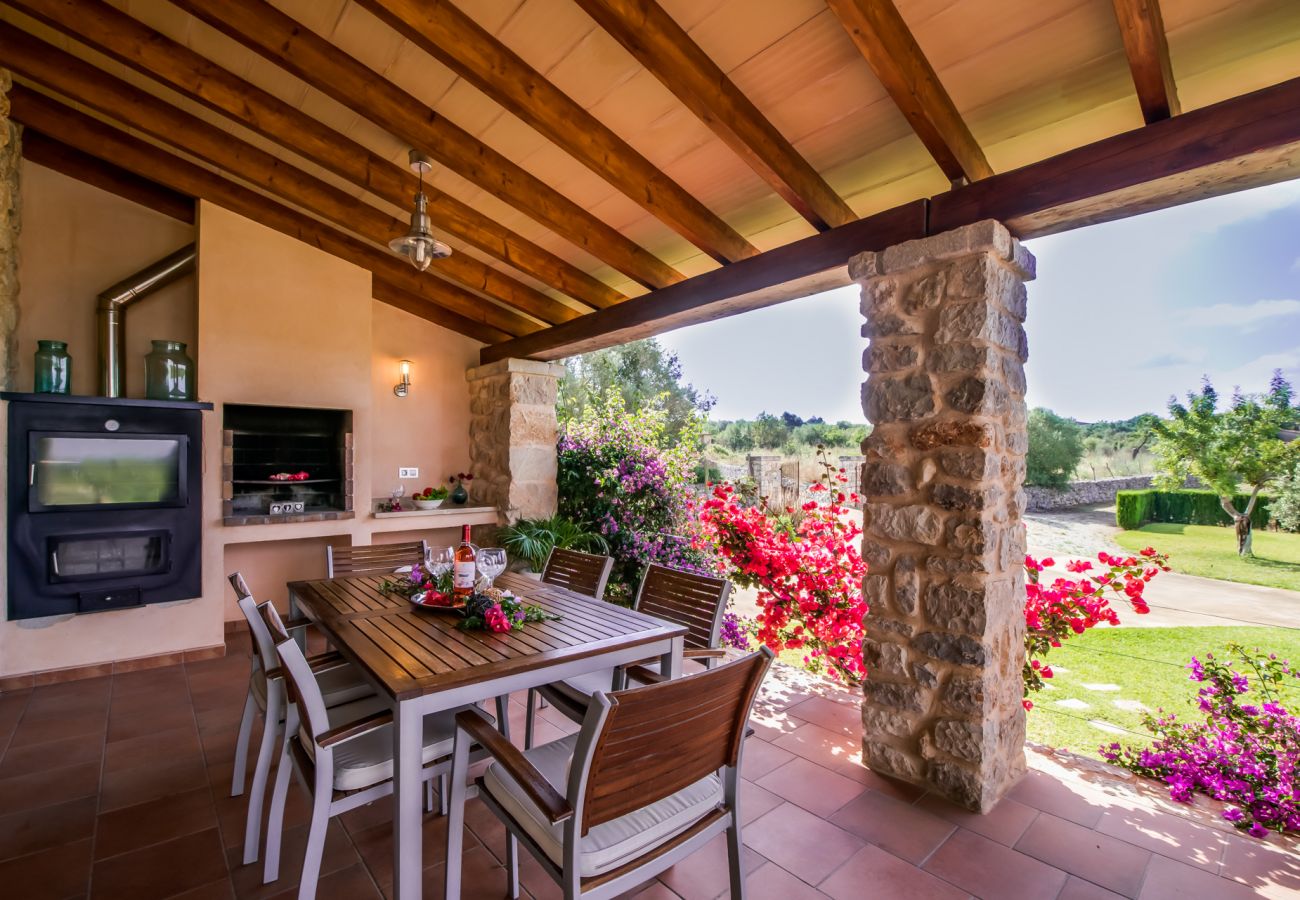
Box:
[466,358,564,527]
[0,71,20,390]
[855,220,1035,812]
[1025,475,1156,511]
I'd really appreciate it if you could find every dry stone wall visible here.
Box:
[0,71,20,390]
[854,220,1035,812]
[466,358,564,527]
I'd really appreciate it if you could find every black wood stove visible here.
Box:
[4,393,211,620]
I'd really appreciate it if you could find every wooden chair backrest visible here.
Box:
[576,647,772,835]
[230,572,278,675]
[327,540,428,578]
[634,565,731,651]
[260,602,328,742]
[540,547,614,601]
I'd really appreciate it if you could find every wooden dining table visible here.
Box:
[287,570,687,900]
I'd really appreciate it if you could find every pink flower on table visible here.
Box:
[484,604,512,633]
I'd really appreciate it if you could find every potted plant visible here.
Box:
[498,515,609,577]
[413,485,448,510]
[449,472,473,505]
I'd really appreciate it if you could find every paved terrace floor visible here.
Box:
[0,646,1297,900]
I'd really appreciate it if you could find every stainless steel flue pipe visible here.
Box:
[96,244,196,397]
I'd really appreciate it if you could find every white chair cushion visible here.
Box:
[482,733,722,877]
[547,667,619,707]
[251,662,373,716]
[302,701,486,793]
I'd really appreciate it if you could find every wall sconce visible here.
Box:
[394,359,412,398]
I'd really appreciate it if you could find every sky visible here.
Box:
[658,179,1300,424]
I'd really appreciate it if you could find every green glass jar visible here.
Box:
[145,340,195,401]
[33,340,72,394]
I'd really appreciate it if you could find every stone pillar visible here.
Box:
[465,358,564,526]
[853,220,1035,813]
[747,454,781,501]
[0,70,20,390]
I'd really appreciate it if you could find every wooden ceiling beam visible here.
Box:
[20,129,195,224]
[571,0,854,232]
[166,0,683,291]
[1111,0,1181,123]
[355,0,757,264]
[484,73,1300,362]
[6,0,625,312]
[0,22,576,327]
[6,86,521,344]
[826,0,992,184]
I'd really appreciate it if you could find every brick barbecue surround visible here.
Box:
[854,220,1036,812]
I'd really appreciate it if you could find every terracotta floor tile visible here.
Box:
[95,787,218,860]
[99,753,208,812]
[1059,875,1128,900]
[740,738,794,780]
[228,820,356,900]
[739,778,784,826]
[107,704,197,743]
[914,791,1039,847]
[0,760,101,816]
[923,828,1067,900]
[829,790,956,865]
[620,881,681,900]
[783,695,862,737]
[6,709,107,748]
[171,878,237,899]
[1015,813,1151,898]
[756,757,865,818]
[0,836,93,899]
[91,826,228,900]
[270,861,383,900]
[1007,769,1107,829]
[1219,834,1300,897]
[820,844,967,900]
[215,773,313,851]
[0,732,105,780]
[738,861,828,900]
[1137,854,1258,900]
[770,722,864,780]
[0,795,97,861]
[350,810,469,888]
[1094,807,1228,872]
[413,844,515,900]
[655,831,764,900]
[747,703,805,743]
[21,689,110,723]
[742,802,864,886]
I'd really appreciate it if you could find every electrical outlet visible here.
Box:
[399,467,419,479]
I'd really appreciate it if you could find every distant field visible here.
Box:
[1115,523,1300,591]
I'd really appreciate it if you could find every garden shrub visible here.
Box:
[1270,460,1300,533]
[1116,489,1272,530]
[1026,408,1085,487]
[1103,643,1300,837]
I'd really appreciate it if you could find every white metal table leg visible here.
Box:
[393,701,424,899]
[661,635,685,680]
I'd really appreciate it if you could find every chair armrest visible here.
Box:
[623,664,666,686]
[283,616,315,632]
[306,651,346,672]
[683,648,726,660]
[317,709,394,748]
[455,709,573,825]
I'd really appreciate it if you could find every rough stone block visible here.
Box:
[863,373,935,423]
[894,555,919,615]
[903,269,946,313]
[860,460,913,497]
[946,376,1010,416]
[941,677,986,715]
[910,421,993,451]
[926,759,986,811]
[863,312,922,339]
[928,342,1000,374]
[865,503,943,545]
[913,632,986,667]
[923,583,989,632]
[879,220,1013,274]
[859,278,898,317]
[861,740,925,781]
[936,301,1020,351]
[862,639,909,678]
[862,705,916,738]
[848,249,885,281]
[864,340,921,373]
[938,447,996,481]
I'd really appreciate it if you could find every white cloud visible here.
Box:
[1185,298,1300,329]
[1215,352,1300,394]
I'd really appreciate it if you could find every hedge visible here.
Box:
[1116,489,1273,530]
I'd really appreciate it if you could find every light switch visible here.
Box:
[398,467,419,479]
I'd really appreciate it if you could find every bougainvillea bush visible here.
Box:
[1022,548,1169,708]
[1103,643,1300,837]
[558,390,710,601]
[697,450,867,683]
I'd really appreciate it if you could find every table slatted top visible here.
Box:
[288,571,686,700]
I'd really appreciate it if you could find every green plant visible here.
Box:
[1026,407,1085,487]
[413,485,448,502]
[693,463,722,484]
[1116,489,1273,530]
[1272,459,1300,533]
[498,515,609,573]
[1116,489,1156,529]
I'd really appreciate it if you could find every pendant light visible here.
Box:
[389,149,451,271]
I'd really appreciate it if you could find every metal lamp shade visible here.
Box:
[389,192,452,271]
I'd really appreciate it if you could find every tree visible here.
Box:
[558,339,713,443]
[1148,372,1299,555]
[1026,408,1085,487]
[780,411,804,429]
[750,412,789,449]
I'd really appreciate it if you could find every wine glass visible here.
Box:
[478,548,507,590]
[426,546,454,578]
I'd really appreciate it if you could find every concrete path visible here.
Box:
[1026,503,1300,629]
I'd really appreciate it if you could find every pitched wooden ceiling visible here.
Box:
[2,0,1299,348]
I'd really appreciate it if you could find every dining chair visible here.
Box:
[524,564,732,747]
[448,647,774,900]
[540,547,614,601]
[259,601,503,897]
[227,573,375,867]
[326,539,429,578]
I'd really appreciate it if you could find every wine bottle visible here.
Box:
[453,524,476,598]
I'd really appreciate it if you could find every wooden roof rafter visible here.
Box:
[354,0,758,264]
[6,85,525,344]
[570,0,856,232]
[166,0,684,291]
[826,0,993,185]
[1111,0,1181,123]
[5,0,628,311]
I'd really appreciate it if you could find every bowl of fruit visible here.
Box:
[413,485,449,510]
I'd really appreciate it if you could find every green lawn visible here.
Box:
[1026,626,1300,759]
[1115,523,1300,591]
